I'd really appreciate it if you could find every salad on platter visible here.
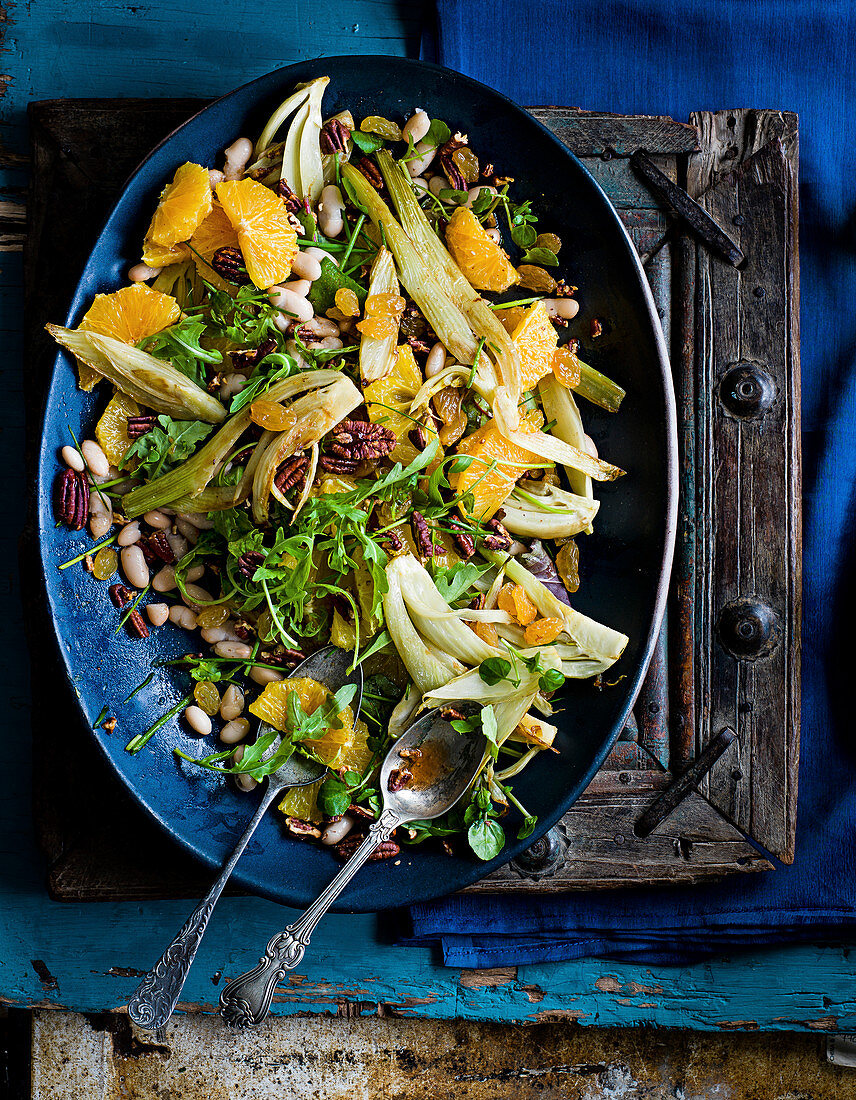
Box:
[47,75,629,864]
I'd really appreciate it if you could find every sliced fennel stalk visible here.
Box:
[47,326,226,424]
[501,483,600,539]
[122,369,347,518]
[359,249,400,383]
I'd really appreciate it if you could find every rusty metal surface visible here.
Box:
[30,1010,856,1100]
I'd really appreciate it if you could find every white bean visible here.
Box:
[235,773,258,792]
[428,174,448,196]
[402,109,430,144]
[169,604,198,630]
[214,640,253,660]
[249,665,283,685]
[301,316,339,338]
[485,227,502,244]
[309,336,343,352]
[61,445,85,472]
[583,434,599,459]
[178,512,214,531]
[318,184,345,237]
[322,815,354,845]
[410,176,429,199]
[220,685,245,721]
[128,262,162,282]
[152,565,177,593]
[143,509,171,530]
[291,251,323,281]
[219,373,246,400]
[90,514,113,540]
[207,168,225,188]
[174,519,199,544]
[200,626,229,644]
[466,184,496,209]
[117,521,141,547]
[166,533,189,561]
[223,137,253,181]
[184,705,212,736]
[269,286,314,324]
[186,564,206,583]
[425,342,447,378]
[121,545,149,588]
[408,139,438,178]
[220,718,250,745]
[302,246,337,268]
[182,583,213,611]
[88,488,111,517]
[544,297,580,320]
[281,278,311,297]
[81,439,109,478]
[146,603,169,627]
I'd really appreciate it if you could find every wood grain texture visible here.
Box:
[526,109,699,156]
[686,111,801,863]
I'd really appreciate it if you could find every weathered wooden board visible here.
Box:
[24,101,798,902]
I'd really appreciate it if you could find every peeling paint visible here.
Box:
[595,976,623,993]
[460,967,518,989]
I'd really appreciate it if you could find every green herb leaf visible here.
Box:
[424,119,451,147]
[511,222,538,249]
[478,658,511,686]
[318,774,353,817]
[539,668,565,693]
[467,816,505,860]
[432,560,490,604]
[228,352,297,414]
[351,131,384,154]
[307,257,368,314]
[517,814,537,840]
[121,415,214,479]
[520,246,559,267]
[438,188,468,205]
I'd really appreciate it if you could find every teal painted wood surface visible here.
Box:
[1,0,855,1031]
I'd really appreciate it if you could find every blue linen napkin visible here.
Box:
[405,0,856,967]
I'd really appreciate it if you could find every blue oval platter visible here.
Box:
[36,56,677,911]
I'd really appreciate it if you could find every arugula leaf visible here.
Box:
[228,352,297,414]
[351,131,384,154]
[432,560,490,604]
[438,188,468,205]
[520,246,559,267]
[204,282,281,345]
[467,816,505,861]
[120,415,213,479]
[318,774,352,817]
[140,317,223,388]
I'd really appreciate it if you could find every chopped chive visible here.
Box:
[114,584,150,635]
[340,214,365,270]
[58,534,117,570]
[488,296,545,310]
[125,692,192,754]
[123,671,155,704]
[93,705,110,729]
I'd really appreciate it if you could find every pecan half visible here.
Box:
[347,803,376,821]
[231,337,277,374]
[139,540,159,567]
[439,706,467,722]
[232,619,254,641]
[387,767,413,793]
[285,817,322,839]
[55,468,89,530]
[590,318,603,339]
[211,246,248,283]
[329,419,396,461]
[108,584,133,609]
[398,747,422,762]
[145,530,175,564]
[237,550,264,580]
[126,611,150,639]
[406,335,432,356]
[448,516,476,559]
[410,510,437,559]
[332,833,400,862]
[357,155,384,190]
[319,454,360,475]
[408,424,428,451]
[319,117,351,154]
[274,454,308,494]
[275,179,303,214]
[368,507,404,554]
[126,415,156,439]
[481,514,512,552]
[439,133,469,192]
[261,647,305,668]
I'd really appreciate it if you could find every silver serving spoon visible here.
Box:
[127,645,362,1036]
[219,705,486,1027]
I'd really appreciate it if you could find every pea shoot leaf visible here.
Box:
[467,816,505,861]
[520,246,559,267]
[351,131,384,154]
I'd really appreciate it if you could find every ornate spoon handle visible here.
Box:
[128,783,280,1032]
[220,807,402,1027]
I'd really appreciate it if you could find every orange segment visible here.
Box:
[445,207,519,292]
[363,344,423,464]
[95,391,141,467]
[507,300,557,391]
[189,204,240,292]
[142,240,191,268]
[451,413,543,521]
[216,179,298,289]
[279,779,324,824]
[76,284,181,391]
[497,582,538,625]
[145,162,212,247]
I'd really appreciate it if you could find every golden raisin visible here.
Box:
[360,116,402,141]
[470,620,500,646]
[194,680,222,716]
[365,293,406,316]
[551,346,582,389]
[497,583,538,625]
[326,306,349,322]
[556,541,580,593]
[517,265,557,292]
[356,315,398,339]
[334,288,360,317]
[524,617,564,645]
[92,547,118,580]
[452,146,480,183]
[197,605,230,629]
[534,232,562,255]
[250,400,296,431]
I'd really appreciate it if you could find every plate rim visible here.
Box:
[36,55,678,911]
